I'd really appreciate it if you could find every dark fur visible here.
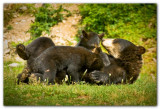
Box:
[16,37,55,84]
[16,37,55,60]
[77,31,145,84]
[16,32,104,84]
[28,46,103,84]
[90,38,146,84]
[76,30,104,51]
[90,55,126,84]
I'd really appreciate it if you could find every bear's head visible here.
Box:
[102,38,146,60]
[76,30,104,51]
[102,38,146,83]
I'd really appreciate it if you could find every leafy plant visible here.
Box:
[7,25,13,30]
[28,4,71,38]
[79,4,157,43]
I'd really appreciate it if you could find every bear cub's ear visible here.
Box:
[82,30,89,40]
[16,44,29,60]
[137,46,146,55]
[98,33,105,40]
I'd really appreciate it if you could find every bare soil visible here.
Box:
[3,4,81,61]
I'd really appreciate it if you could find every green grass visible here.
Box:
[3,61,157,106]
[4,3,157,106]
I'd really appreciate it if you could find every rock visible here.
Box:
[8,63,19,67]
[62,20,66,23]
[21,20,26,22]
[3,40,8,49]
[15,56,25,62]
[13,14,17,18]
[20,6,27,11]
[153,58,156,63]
[3,40,10,54]
[4,48,10,54]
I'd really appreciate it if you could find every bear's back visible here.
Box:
[41,46,93,57]
[26,37,55,58]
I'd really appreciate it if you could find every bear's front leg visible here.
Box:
[43,69,57,85]
[67,64,80,83]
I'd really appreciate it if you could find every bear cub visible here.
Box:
[90,38,146,84]
[29,46,103,84]
[17,37,55,84]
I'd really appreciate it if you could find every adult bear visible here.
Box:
[90,38,146,84]
[27,46,103,84]
[16,37,55,84]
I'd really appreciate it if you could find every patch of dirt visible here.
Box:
[43,15,81,46]
[3,4,82,61]
[4,15,34,43]
[42,4,81,46]
[3,15,34,61]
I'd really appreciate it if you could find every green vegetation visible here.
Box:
[28,4,71,38]
[4,4,157,106]
[3,61,157,106]
[79,3,157,77]
[6,25,13,30]
[79,4,157,44]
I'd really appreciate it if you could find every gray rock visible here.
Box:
[8,63,19,67]
[4,48,10,54]
[3,40,10,54]
[3,40,8,49]
[20,6,27,11]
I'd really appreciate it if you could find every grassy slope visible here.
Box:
[3,61,157,106]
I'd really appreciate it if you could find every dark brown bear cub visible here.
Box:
[90,38,146,84]
[29,46,103,84]
[17,37,55,84]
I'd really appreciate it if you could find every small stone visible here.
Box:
[62,20,66,23]
[3,40,8,49]
[20,6,27,11]
[21,20,26,22]
[8,63,19,67]
[153,58,156,62]
[4,48,10,54]
[13,14,17,18]
[15,56,25,62]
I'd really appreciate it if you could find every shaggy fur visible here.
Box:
[16,37,55,84]
[90,38,146,84]
[28,46,103,84]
